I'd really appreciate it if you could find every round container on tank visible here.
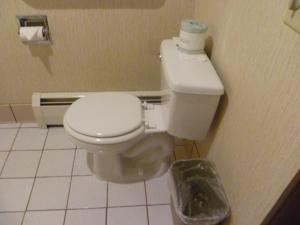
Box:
[178,20,208,53]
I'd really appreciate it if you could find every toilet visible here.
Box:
[63,39,224,183]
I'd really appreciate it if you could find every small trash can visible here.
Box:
[169,159,230,225]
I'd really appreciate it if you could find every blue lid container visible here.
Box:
[181,19,208,34]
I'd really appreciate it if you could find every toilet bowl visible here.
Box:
[64,92,174,183]
[64,39,224,183]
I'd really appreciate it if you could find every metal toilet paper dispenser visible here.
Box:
[17,15,51,44]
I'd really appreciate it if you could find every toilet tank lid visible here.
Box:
[160,39,224,95]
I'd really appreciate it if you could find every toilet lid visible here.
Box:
[65,93,143,138]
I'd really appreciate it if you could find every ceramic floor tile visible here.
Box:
[0,129,18,151]
[146,173,171,204]
[23,210,65,225]
[37,150,75,177]
[0,212,24,225]
[148,205,174,225]
[28,177,70,210]
[65,209,106,225]
[72,149,91,176]
[0,152,8,171]
[12,128,47,150]
[68,176,107,209]
[0,123,20,129]
[44,127,76,150]
[108,182,146,207]
[1,151,42,178]
[0,178,34,211]
[107,206,148,225]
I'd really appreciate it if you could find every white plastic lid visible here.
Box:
[160,39,224,95]
[64,93,143,138]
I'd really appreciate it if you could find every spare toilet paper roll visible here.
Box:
[178,20,207,52]
[19,26,45,42]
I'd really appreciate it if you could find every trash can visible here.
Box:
[169,159,230,225]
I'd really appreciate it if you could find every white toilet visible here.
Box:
[63,39,224,183]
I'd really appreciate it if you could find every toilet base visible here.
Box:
[87,152,171,183]
[85,133,174,183]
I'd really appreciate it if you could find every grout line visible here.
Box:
[146,203,171,207]
[0,211,24,213]
[42,148,77,151]
[106,204,149,209]
[10,148,76,152]
[0,152,9,174]
[106,203,172,209]
[63,207,107,211]
[71,174,92,177]
[0,126,21,176]
[0,174,93,180]
[0,177,37,180]
[63,204,151,210]
[105,181,109,225]
[0,176,36,180]
[0,204,172,214]
[144,181,150,225]
[20,129,49,225]
[62,146,77,225]
[8,105,17,123]
[0,209,67,213]
[9,149,45,152]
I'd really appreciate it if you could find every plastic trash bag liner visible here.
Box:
[169,159,230,224]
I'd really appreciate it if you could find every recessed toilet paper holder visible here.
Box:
[17,15,51,44]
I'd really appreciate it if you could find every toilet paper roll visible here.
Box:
[19,26,45,42]
[179,30,206,51]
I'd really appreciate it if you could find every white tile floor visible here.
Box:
[0,124,200,225]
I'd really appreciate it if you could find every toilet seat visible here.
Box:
[65,92,143,138]
[64,120,145,145]
[64,92,146,145]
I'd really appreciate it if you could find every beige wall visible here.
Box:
[194,0,300,224]
[0,0,194,104]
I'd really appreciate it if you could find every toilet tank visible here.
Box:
[160,39,224,141]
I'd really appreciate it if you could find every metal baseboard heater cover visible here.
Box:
[32,91,163,128]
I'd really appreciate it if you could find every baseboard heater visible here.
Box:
[32,91,163,128]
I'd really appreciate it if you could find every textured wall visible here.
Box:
[0,0,194,104]
[194,0,300,224]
